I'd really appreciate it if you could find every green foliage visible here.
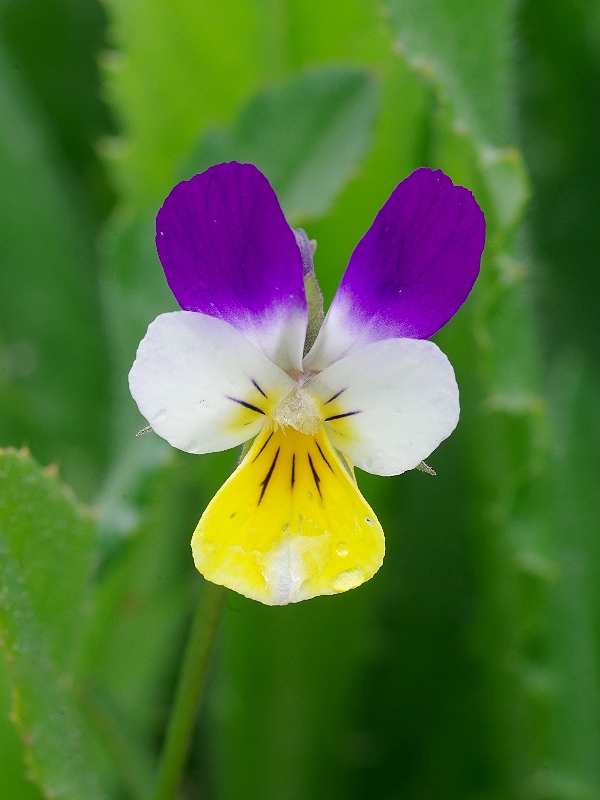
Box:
[0,657,45,799]
[1,0,600,799]
[519,2,600,794]
[1,0,115,220]
[387,0,515,146]
[0,448,105,799]
[100,0,269,207]
[0,39,110,500]
[186,67,378,223]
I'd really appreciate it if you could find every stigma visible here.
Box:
[272,386,321,435]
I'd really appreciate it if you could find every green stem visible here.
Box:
[153,580,227,800]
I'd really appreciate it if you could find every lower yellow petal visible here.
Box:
[191,423,385,605]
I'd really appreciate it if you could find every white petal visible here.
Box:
[306,338,459,475]
[242,303,308,374]
[129,311,295,454]
[302,294,357,370]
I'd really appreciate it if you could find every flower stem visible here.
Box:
[153,580,227,800]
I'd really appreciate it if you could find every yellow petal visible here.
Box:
[191,423,385,605]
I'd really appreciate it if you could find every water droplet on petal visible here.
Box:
[333,567,364,592]
[336,542,349,557]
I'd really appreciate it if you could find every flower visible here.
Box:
[129,162,485,605]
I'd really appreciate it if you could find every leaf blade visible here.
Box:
[186,67,379,223]
[0,448,105,800]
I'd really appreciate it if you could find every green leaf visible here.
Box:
[0,655,45,800]
[542,358,600,795]
[185,67,378,224]
[518,3,600,790]
[0,0,115,221]
[0,448,105,799]
[100,0,270,207]
[519,0,600,376]
[0,39,110,500]
[386,0,515,147]
[99,0,396,210]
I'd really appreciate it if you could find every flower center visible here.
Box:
[272,387,321,436]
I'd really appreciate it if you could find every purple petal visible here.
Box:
[304,168,485,369]
[156,162,307,371]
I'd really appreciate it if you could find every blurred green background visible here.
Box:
[1,0,600,798]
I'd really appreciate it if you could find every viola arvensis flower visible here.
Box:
[129,162,485,605]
